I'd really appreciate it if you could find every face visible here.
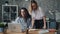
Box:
[31,3,37,10]
[21,9,25,17]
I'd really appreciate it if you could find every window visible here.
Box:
[2,5,18,22]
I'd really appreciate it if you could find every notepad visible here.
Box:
[38,29,49,34]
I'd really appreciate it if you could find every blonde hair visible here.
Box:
[28,0,38,15]
[28,3,32,15]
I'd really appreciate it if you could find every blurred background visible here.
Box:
[0,0,60,34]
[0,0,60,28]
[0,0,60,22]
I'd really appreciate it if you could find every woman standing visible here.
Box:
[15,7,31,32]
[30,0,46,29]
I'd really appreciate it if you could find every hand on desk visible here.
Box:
[43,25,46,29]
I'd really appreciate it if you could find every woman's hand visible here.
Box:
[43,25,46,29]
[43,16,46,29]
[31,18,35,29]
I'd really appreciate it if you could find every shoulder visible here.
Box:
[15,17,20,23]
[16,17,20,19]
[38,6,44,12]
[38,6,42,10]
[15,17,21,20]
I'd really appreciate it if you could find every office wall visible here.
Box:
[0,0,60,22]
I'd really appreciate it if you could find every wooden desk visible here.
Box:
[3,29,56,34]
[0,32,3,34]
[0,32,56,34]
[29,29,56,34]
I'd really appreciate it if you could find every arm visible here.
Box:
[32,18,35,28]
[43,16,46,29]
[15,17,19,23]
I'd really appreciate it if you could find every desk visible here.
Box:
[29,29,56,34]
[0,32,3,34]
[0,29,55,34]
[1,29,56,34]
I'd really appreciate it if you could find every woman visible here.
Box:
[15,7,31,32]
[30,0,46,29]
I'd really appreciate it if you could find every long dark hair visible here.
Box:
[18,7,31,19]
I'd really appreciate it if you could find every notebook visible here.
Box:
[38,29,49,34]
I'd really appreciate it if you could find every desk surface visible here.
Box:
[1,29,56,34]
[0,32,56,34]
[0,33,3,34]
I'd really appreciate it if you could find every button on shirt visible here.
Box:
[32,7,45,20]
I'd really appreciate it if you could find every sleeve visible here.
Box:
[39,7,45,17]
[27,18,32,28]
[15,17,23,31]
[31,11,35,19]
[15,17,19,23]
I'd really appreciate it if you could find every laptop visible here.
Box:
[8,23,21,32]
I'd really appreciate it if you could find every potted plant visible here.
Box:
[0,23,4,32]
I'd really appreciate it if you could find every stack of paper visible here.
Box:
[38,29,49,34]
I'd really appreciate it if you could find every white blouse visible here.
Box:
[32,7,45,20]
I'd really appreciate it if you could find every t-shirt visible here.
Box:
[32,7,45,20]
